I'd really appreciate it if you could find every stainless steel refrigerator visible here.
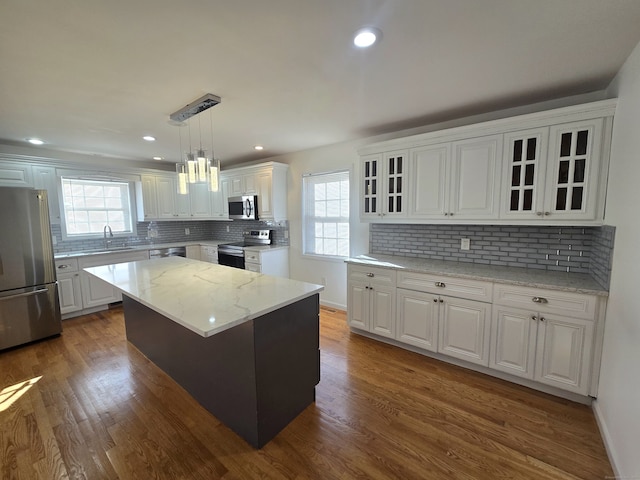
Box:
[0,187,62,350]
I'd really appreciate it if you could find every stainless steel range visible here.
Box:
[217,229,272,269]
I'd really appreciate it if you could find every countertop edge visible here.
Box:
[345,256,608,297]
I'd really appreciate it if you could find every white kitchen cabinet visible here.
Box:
[138,175,158,220]
[408,144,449,218]
[361,150,407,220]
[188,182,212,218]
[0,160,32,187]
[500,119,607,222]
[155,175,181,219]
[186,245,201,260]
[244,247,288,277]
[491,285,597,395]
[438,296,492,366]
[221,163,288,221]
[347,265,397,339]
[79,250,149,308]
[200,245,218,264]
[396,289,439,352]
[32,165,61,224]
[55,258,83,316]
[210,185,226,219]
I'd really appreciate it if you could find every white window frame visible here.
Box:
[302,170,350,260]
[59,175,138,240]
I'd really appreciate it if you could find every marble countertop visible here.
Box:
[83,256,323,337]
[346,254,608,296]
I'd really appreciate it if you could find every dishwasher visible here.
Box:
[148,246,187,258]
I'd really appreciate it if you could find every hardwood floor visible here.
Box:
[1,305,612,479]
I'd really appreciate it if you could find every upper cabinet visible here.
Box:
[220,162,289,222]
[501,119,605,222]
[358,100,615,225]
[361,151,407,220]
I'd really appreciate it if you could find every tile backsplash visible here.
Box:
[52,219,289,253]
[370,224,615,289]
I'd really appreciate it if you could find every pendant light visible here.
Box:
[170,94,222,195]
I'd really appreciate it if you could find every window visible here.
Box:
[61,177,134,236]
[303,170,350,258]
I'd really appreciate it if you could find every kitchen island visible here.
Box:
[84,257,323,448]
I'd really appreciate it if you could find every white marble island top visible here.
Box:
[84,257,323,337]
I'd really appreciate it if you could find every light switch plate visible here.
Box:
[185,228,190,235]
[461,238,470,250]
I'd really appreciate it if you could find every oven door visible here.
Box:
[217,250,245,269]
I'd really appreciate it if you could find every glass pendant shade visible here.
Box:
[176,163,189,195]
[196,149,208,182]
[209,158,220,192]
[186,153,197,184]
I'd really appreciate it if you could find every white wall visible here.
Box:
[593,39,640,477]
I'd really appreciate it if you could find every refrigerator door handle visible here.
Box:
[0,288,49,301]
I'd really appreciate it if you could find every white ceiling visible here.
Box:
[1,0,640,168]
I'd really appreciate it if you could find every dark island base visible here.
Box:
[122,294,320,448]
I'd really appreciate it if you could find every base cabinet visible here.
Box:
[348,263,604,398]
[347,266,397,339]
[244,247,289,278]
[55,258,83,316]
[200,245,218,264]
[490,306,594,395]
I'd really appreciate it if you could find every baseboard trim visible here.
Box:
[319,300,346,311]
[592,400,621,478]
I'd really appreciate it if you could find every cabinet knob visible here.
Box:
[449,213,454,216]
[540,317,546,322]
[366,273,374,277]
[444,212,448,216]
[532,296,548,304]
[536,211,543,216]
[439,298,444,303]
[433,298,438,303]
[531,315,538,321]
[58,265,69,269]
[435,281,446,288]
[544,212,550,216]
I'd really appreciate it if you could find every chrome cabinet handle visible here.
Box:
[366,273,374,277]
[532,296,548,304]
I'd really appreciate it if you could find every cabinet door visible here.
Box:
[500,128,548,220]
[490,306,537,379]
[243,173,258,194]
[80,272,120,308]
[256,169,273,219]
[32,165,61,224]
[156,176,178,219]
[139,175,158,220]
[396,289,438,352]
[439,297,491,366]
[544,119,603,220]
[408,144,449,218]
[370,283,396,339]
[186,245,201,260]
[361,154,381,218]
[58,273,83,314]
[0,161,32,187]
[220,177,231,217]
[210,186,226,218]
[534,314,594,395]
[449,135,502,219]
[189,182,212,218]
[382,151,407,218]
[347,280,370,331]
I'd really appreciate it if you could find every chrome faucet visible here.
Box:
[103,225,113,248]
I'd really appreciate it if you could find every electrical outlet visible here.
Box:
[461,238,470,250]
[226,225,230,232]
[185,228,190,235]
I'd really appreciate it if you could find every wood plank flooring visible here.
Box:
[1,305,613,479]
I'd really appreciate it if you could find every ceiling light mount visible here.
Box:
[170,93,221,122]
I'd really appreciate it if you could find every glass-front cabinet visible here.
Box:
[501,119,604,222]
[361,150,407,219]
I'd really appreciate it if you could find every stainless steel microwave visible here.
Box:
[228,195,258,220]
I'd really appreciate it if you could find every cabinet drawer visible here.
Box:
[492,284,596,320]
[55,258,79,273]
[348,265,397,287]
[244,250,261,263]
[245,262,261,273]
[397,271,492,302]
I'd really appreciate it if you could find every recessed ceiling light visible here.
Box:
[353,27,381,48]
[254,145,264,151]
[26,138,45,145]
[152,156,163,161]
[143,135,156,142]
